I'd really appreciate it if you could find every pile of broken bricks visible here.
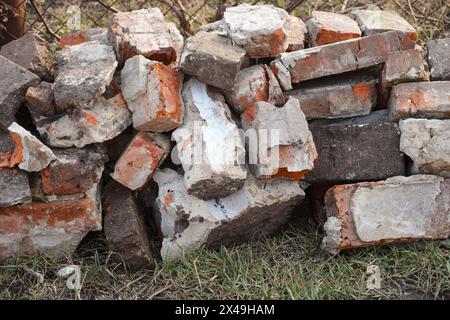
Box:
[0,4,449,270]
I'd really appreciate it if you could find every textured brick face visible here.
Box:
[306,11,361,47]
[0,197,101,262]
[112,132,170,191]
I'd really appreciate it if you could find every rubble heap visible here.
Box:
[0,4,449,268]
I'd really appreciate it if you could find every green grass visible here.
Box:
[1,228,450,300]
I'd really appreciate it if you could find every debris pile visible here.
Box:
[0,4,449,267]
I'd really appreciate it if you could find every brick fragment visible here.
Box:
[0,168,31,208]
[103,180,154,270]
[322,175,450,254]
[304,110,405,183]
[224,65,268,113]
[241,97,317,180]
[121,56,184,132]
[0,33,53,81]
[272,31,401,84]
[0,56,40,128]
[285,15,307,51]
[154,168,304,261]
[7,122,55,172]
[223,4,290,58]
[399,118,450,177]
[180,29,247,91]
[53,40,118,110]
[172,78,247,199]
[264,65,285,107]
[286,75,377,120]
[37,94,131,148]
[59,28,108,48]
[112,131,170,191]
[108,8,183,65]
[350,9,417,49]
[427,38,450,81]
[388,81,450,121]
[41,146,106,196]
[0,190,102,262]
[25,82,56,123]
[381,48,429,87]
[306,11,361,47]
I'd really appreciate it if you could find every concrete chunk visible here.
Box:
[172,78,247,199]
[0,56,40,128]
[223,4,290,58]
[121,56,184,132]
[180,30,247,91]
[37,94,131,148]
[399,118,450,177]
[322,175,450,254]
[305,110,405,183]
[388,81,450,121]
[7,122,55,172]
[154,168,305,261]
[103,180,154,270]
[427,38,450,81]
[108,8,183,65]
[306,11,361,47]
[0,168,31,208]
[0,33,53,81]
[286,75,377,120]
[53,41,118,110]
[112,131,170,191]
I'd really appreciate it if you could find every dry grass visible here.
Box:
[1,227,450,300]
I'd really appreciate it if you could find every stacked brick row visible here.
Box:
[0,4,448,269]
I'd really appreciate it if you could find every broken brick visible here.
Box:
[7,122,55,172]
[121,56,184,132]
[381,48,429,87]
[108,8,183,65]
[0,32,53,81]
[223,4,290,58]
[111,131,170,191]
[0,192,102,262]
[399,118,450,178]
[180,29,247,91]
[53,40,118,110]
[388,81,450,121]
[305,110,405,183]
[154,168,304,261]
[25,81,56,123]
[322,175,450,254]
[173,78,247,199]
[285,15,307,51]
[306,11,361,47]
[427,37,450,81]
[286,75,377,119]
[103,180,154,270]
[41,146,106,196]
[350,9,417,49]
[0,56,40,128]
[0,168,31,208]
[37,94,131,148]
[59,28,109,49]
[272,31,401,84]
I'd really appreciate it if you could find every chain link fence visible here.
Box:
[1,0,450,47]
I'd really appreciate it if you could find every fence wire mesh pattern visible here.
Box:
[2,0,450,46]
